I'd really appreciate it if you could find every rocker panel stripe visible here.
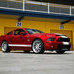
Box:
[8,44,31,47]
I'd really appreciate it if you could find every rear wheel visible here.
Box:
[1,41,10,53]
[32,39,44,54]
[56,50,65,54]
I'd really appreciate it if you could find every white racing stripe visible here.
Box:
[63,42,69,45]
[61,36,68,38]
[8,44,31,47]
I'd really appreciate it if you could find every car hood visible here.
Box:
[31,33,68,38]
[31,33,57,38]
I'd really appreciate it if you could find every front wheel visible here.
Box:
[1,41,10,53]
[56,50,65,54]
[32,39,44,54]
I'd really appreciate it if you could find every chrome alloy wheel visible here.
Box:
[2,42,8,52]
[32,40,42,53]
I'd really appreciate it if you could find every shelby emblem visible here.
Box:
[16,22,22,27]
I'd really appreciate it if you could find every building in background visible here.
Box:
[0,0,74,50]
[32,0,74,6]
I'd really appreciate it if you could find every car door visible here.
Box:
[10,29,31,50]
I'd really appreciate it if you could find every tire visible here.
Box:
[1,41,10,53]
[32,39,44,54]
[24,50,30,53]
[56,50,65,54]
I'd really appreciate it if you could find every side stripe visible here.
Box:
[8,44,31,47]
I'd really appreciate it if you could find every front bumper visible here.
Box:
[58,44,71,51]
[44,41,71,51]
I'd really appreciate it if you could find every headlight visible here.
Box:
[47,38,55,41]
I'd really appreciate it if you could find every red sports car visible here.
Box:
[0,28,71,54]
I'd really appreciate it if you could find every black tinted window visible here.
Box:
[25,29,44,34]
[14,29,26,35]
[7,32,11,35]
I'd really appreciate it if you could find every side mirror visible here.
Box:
[19,32,26,35]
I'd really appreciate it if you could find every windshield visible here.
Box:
[25,29,44,34]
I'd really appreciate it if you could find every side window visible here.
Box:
[7,32,11,35]
[14,30,19,35]
[14,29,26,35]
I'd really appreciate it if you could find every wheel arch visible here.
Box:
[1,40,8,45]
[32,38,43,44]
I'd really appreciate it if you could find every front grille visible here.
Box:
[58,44,71,50]
[57,38,70,42]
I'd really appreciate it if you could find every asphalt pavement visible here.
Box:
[0,51,74,74]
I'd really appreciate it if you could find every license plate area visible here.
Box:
[62,48,68,50]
